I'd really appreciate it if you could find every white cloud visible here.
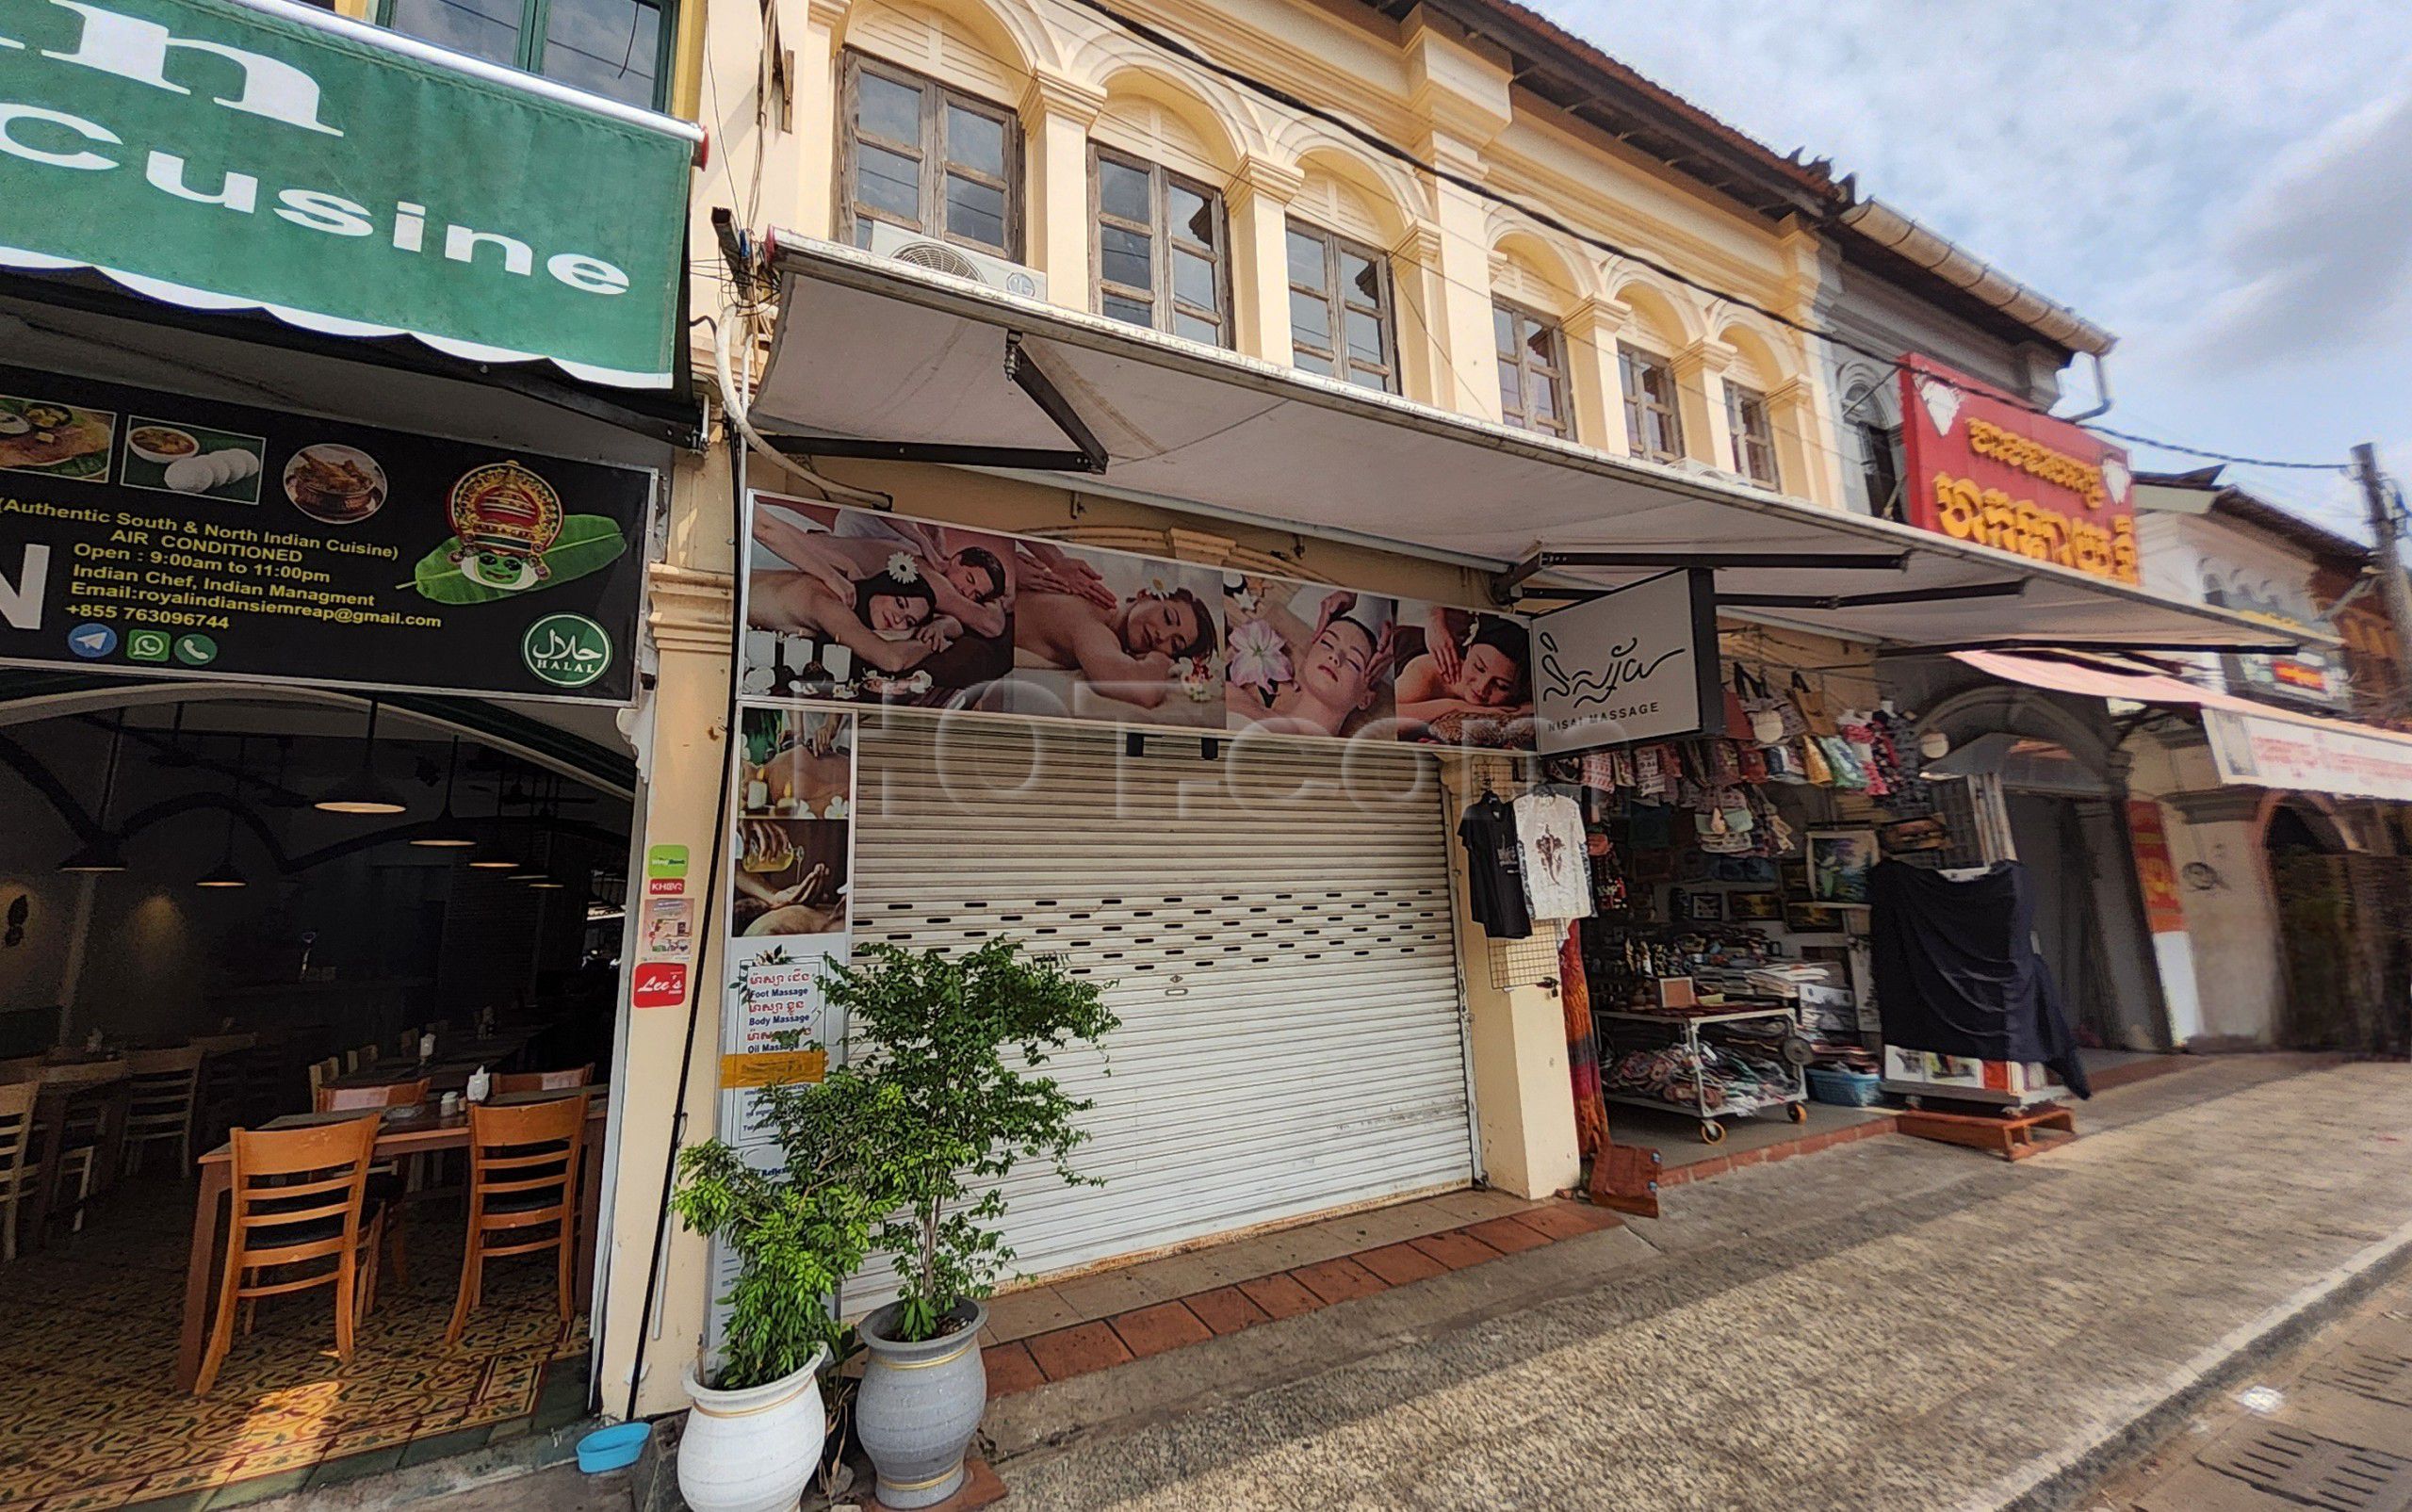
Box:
[1531,0,2412,505]
[2186,90,2412,368]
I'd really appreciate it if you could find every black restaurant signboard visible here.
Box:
[0,366,648,704]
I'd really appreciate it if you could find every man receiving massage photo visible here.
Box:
[1011,540,1219,714]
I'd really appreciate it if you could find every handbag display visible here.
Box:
[1790,673,1838,738]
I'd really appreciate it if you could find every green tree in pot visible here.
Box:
[838,939,1117,1509]
[670,1042,891,1512]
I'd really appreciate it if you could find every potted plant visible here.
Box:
[834,939,1117,1509]
[670,1051,887,1512]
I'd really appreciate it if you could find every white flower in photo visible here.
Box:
[1227,617,1290,694]
[823,795,851,821]
[1230,587,1261,613]
[885,552,920,584]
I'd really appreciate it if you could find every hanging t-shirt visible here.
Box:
[1513,790,1593,920]
[1456,794,1532,939]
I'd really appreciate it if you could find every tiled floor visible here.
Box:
[979,1192,1625,1396]
[0,1177,592,1512]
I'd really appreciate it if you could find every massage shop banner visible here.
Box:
[738,489,1543,748]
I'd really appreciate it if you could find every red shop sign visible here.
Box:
[632,961,689,1008]
[1898,353,2138,584]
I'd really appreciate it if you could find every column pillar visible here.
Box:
[1674,337,1738,474]
[1767,375,1819,499]
[1439,760,1581,1197]
[598,486,740,1419]
[1563,295,1634,457]
[1020,75,1105,313]
[1228,154,1305,365]
[1402,16,1512,425]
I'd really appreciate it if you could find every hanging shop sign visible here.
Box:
[0,364,648,702]
[1529,569,1719,754]
[0,0,699,387]
[2203,705,2412,805]
[1898,354,2138,585]
[742,490,1540,750]
[2125,798,2187,935]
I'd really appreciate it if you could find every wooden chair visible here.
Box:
[194,1115,385,1396]
[191,1035,257,1152]
[490,1065,594,1096]
[312,1080,426,1281]
[0,1081,41,1261]
[120,1046,207,1177]
[314,1079,430,1114]
[447,1092,589,1345]
[306,1056,342,1101]
[342,1045,378,1075]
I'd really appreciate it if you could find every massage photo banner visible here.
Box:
[739,489,1540,750]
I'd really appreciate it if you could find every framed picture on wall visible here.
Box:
[1786,902,1849,933]
[1729,891,1783,922]
[1807,827,1880,905]
[1676,889,1725,923]
[1780,860,1813,902]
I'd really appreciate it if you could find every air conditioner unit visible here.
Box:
[867,222,1046,301]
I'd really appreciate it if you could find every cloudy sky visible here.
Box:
[1537,0,2412,538]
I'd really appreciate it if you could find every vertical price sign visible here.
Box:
[705,702,856,1351]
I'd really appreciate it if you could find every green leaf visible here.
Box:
[405,513,629,604]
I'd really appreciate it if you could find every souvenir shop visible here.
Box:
[1458,626,2002,1146]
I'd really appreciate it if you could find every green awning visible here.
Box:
[0,0,700,387]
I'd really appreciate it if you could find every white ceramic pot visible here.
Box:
[677,1348,829,1512]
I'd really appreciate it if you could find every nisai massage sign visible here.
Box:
[0,0,697,386]
[1899,353,2139,585]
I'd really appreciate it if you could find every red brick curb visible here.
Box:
[987,1199,1623,1398]
[1653,1114,1899,1188]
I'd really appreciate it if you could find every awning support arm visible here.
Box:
[757,330,1109,474]
[1876,639,2305,658]
[1715,580,2029,612]
[1496,547,1911,599]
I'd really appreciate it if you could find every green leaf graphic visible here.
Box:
[406,514,630,604]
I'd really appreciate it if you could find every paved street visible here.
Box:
[986,1056,2412,1512]
[2090,1263,2412,1510]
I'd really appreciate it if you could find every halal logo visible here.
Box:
[522,612,611,689]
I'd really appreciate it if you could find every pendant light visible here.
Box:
[313,699,410,815]
[58,713,129,873]
[155,704,198,769]
[410,737,479,848]
[195,735,248,888]
[467,775,520,870]
[509,778,555,882]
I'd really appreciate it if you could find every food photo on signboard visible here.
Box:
[743,495,1018,707]
[1004,539,1224,726]
[1223,574,1400,738]
[730,708,855,939]
[1393,605,1536,748]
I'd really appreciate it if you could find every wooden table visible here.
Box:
[176,1092,609,1391]
[319,1059,485,1096]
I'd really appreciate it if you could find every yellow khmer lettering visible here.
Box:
[1930,473,2139,585]
[1965,417,2108,508]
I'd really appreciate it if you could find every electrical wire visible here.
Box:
[877,0,2348,477]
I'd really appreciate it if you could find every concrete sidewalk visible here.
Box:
[987,1054,2412,1512]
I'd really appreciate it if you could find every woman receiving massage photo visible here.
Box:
[751,507,1011,641]
[1225,579,1399,737]
[1396,609,1534,743]
[747,559,959,676]
[1011,540,1218,710]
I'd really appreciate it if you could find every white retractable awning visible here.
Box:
[751,237,2302,654]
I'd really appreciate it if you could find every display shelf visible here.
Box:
[1594,1001,1809,1143]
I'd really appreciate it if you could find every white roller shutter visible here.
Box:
[849,714,1475,1282]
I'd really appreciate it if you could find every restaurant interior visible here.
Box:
[0,685,634,1512]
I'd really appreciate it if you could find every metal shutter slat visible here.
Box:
[849,715,1475,1285]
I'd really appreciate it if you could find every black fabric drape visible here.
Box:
[1870,860,2091,1098]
